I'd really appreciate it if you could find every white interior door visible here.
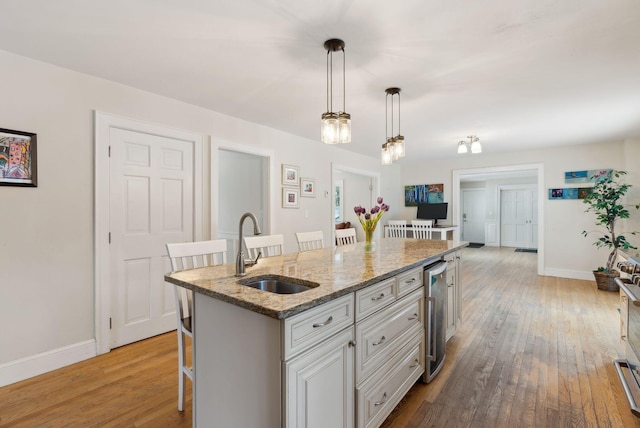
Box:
[500,187,537,249]
[109,128,194,348]
[461,189,486,243]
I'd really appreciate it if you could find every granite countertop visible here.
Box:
[165,238,468,319]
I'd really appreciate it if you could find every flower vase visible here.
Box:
[364,228,375,252]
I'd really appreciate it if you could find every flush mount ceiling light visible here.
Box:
[457,135,481,154]
[381,87,406,165]
[321,39,351,144]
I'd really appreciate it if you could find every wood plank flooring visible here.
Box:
[1,246,637,427]
[381,246,639,428]
[0,334,192,427]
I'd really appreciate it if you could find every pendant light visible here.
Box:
[457,135,481,154]
[321,39,351,144]
[381,87,406,164]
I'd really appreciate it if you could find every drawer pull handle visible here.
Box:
[408,313,418,321]
[348,340,357,347]
[372,336,386,346]
[409,358,420,369]
[371,293,385,301]
[374,392,387,407]
[313,316,333,328]
[405,278,416,284]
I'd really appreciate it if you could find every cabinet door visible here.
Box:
[621,289,629,342]
[445,251,462,341]
[284,328,355,428]
[446,278,455,340]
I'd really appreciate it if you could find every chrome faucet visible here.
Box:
[235,212,263,277]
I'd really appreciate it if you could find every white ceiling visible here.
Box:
[2,0,640,162]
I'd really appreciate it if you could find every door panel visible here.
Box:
[461,189,486,243]
[110,128,194,348]
[500,188,537,249]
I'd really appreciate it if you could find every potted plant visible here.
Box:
[582,170,639,291]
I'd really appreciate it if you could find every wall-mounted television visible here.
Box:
[416,202,448,225]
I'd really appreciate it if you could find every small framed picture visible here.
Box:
[282,164,300,186]
[301,177,315,197]
[283,188,299,208]
[0,128,38,187]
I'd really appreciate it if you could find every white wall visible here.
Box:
[0,50,383,375]
[401,140,640,277]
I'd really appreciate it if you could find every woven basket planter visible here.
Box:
[593,270,620,292]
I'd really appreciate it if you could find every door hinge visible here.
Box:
[108,232,111,243]
[108,145,111,157]
[109,317,112,329]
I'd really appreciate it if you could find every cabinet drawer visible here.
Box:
[283,294,354,360]
[355,277,396,322]
[397,267,423,297]
[356,332,424,428]
[355,288,424,383]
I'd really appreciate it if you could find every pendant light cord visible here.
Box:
[397,91,401,135]
[342,47,346,113]
[385,93,388,140]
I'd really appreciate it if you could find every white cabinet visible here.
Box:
[355,288,423,383]
[354,274,425,428]
[356,333,424,428]
[444,251,462,341]
[193,268,426,428]
[283,294,355,428]
[284,327,355,428]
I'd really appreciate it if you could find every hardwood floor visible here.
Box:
[0,334,192,427]
[1,246,637,427]
[381,246,640,428]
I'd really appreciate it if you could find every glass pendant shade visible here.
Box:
[388,138,398,160]
[457,141,468,154]
[395,135,405,157]
[381,143,393,165]
[321,112,339,144]
[338,112,351,143]
[471,140,482,153]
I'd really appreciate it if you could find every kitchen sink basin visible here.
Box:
[238,275,318,294]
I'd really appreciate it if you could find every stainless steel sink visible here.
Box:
[238,275,318,294]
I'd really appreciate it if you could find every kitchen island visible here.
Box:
[165,238,467,428]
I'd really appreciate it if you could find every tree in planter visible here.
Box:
[582,170,639,284]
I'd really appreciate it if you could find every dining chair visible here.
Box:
[244,234,285,259]
[296,230,325,251]
[387,220,407,238]
[335,228,357,246]
[166,239,227,412]
[412,219,433,239]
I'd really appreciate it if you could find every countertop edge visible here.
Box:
[165,242,467,319]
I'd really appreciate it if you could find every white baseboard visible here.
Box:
[0,339,96,387]
[544,268,594,281]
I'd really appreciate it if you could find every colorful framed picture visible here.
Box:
[301,177,315,197]
[283,188,299,208]
[0,128,37,187]
[282,164,300,186]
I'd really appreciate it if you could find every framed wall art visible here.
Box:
[282,164,300,186]
[0,128,37,187]
[301,177,315,197]
[404,183,444,206]
[564,169,612,184]
[548,187,592,200]
[283,188,299,208]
